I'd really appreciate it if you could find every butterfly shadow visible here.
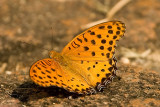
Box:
[11,81,82,103]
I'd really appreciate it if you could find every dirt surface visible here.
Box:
[0,0,160,106]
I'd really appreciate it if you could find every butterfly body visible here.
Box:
[49,51,68,66]
[30,21,126,94]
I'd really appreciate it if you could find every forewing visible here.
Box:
[61,21,125,61]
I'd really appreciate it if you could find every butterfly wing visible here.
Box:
[30,58,96,94]
[61,21,125,61]
[68,58,117,91]
[61,21,126,91]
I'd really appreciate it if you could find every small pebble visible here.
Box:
[68,96,73,99]
[6,71,12,75]
[121,57,130,64]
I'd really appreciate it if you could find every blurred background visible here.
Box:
[0,0,160,106]
[0,0,159,75]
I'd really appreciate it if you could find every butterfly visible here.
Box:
[29,21,126,94]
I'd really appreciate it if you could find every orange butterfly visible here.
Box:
[29,21,126,94]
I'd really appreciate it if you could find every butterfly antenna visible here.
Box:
[51,25,55,51]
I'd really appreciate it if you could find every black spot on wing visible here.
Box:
[46,70,51,73]
[77,38,82,43]
[34,74,37,77]
[107,26,112,29]
[97,34,102,38]
[99,26,105,29]
[68,47,71,50]
[50,80,54,83]
[117,27,121,30]
[40,61,47,68]
[113,36,117,39]
[100,46,104,50]
[109,41,113,45]
[88,30,91,32]
[108,67,113,72]
[91,40,96,45]
[87,67,91,70]
[47,75,51,79]
[101,53,104,56]
[41,71,45,74]
[81,60,83,64]
[101,69,105,72]
[90,32,95,35]
[91,52,95,56]
[35,65,41,70]
[97,74,100,77]
[39,76,43,79]
[101,39,106,44]
[116,31,120,35]
[84,46,89,51]
[58,75,62,77]
[33,70,36,73]
[44,60,51,66]
[106,53,110,58]
[51,68,55,72]
[82,34,88,42]
[71,42,76,48]
[71,41,80,48]
[41,61,46,66]
[73,41,80,48]
[108,30,113,34]
[108,47,112,51]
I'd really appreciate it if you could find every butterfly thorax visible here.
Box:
[49,51,67,66]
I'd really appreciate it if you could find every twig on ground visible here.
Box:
[81,0,131,29]
[91,0,111,14]
[0,63,7,74]
[120,47,151,58]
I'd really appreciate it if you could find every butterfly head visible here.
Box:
[49,51,65,63]
[49,51,60,58]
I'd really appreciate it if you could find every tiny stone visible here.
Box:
[120,57,130,64]
[6,71,12,75]
[68,96,73,99]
